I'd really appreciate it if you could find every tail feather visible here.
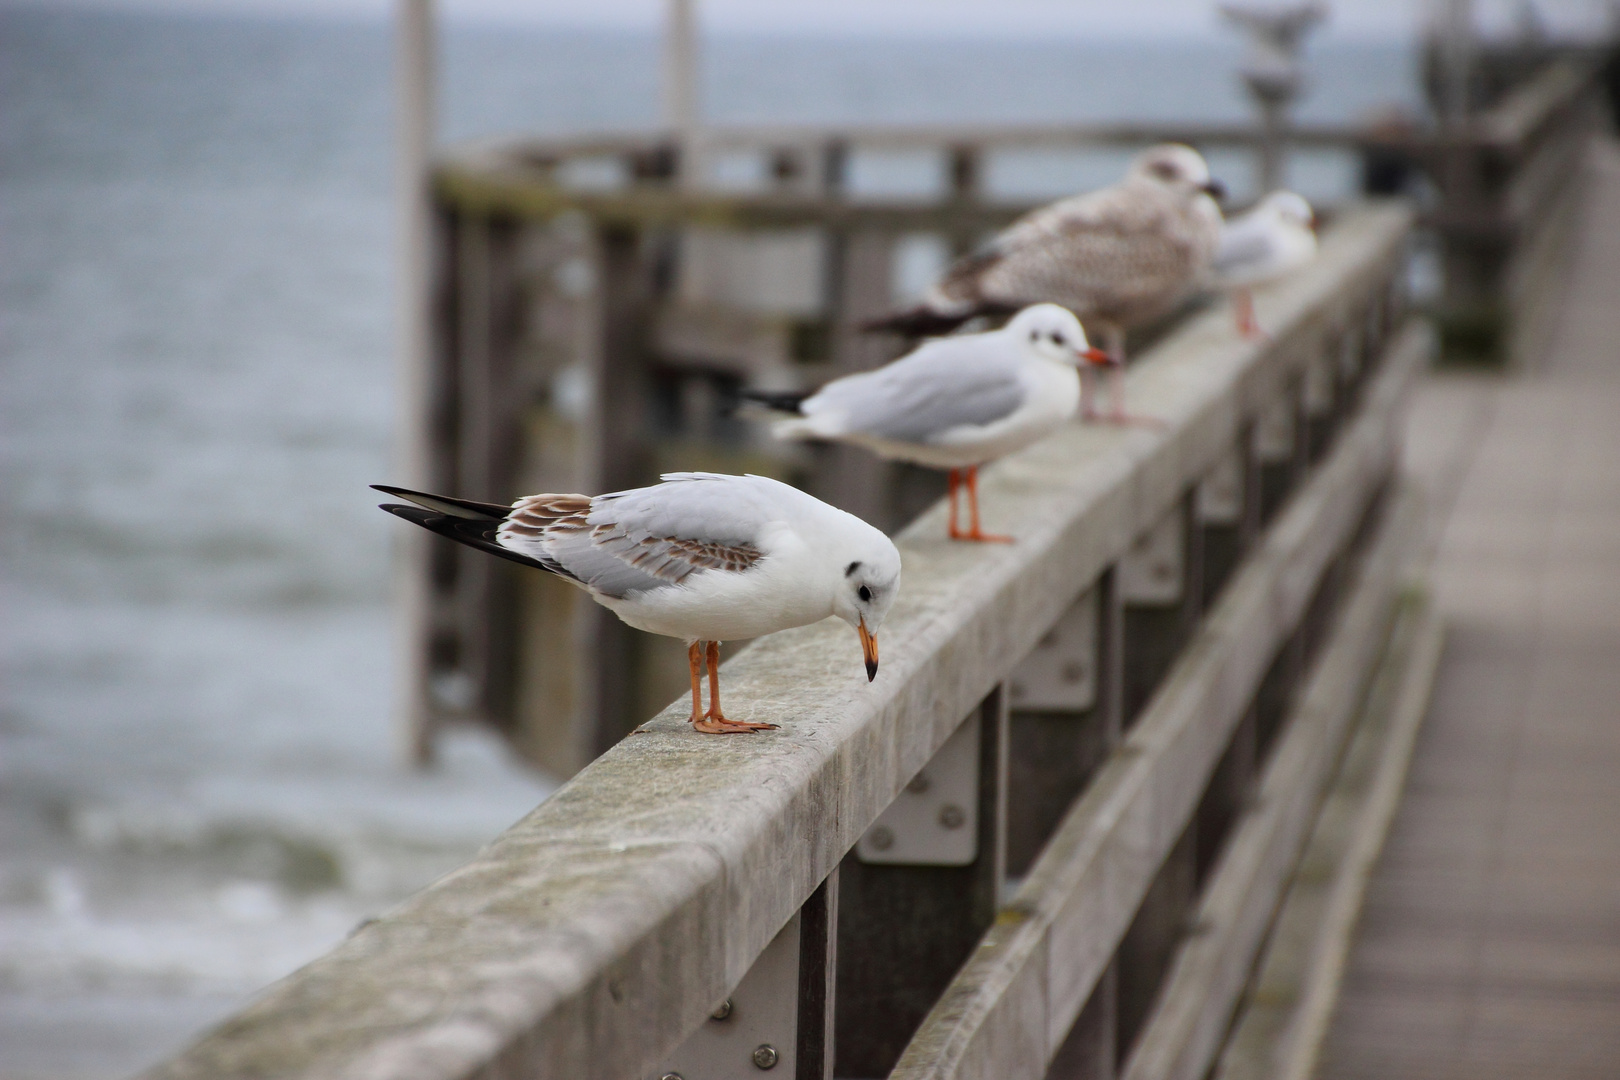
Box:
[376,491,553,574]
[736,388,812,414]
[370,484,512,520]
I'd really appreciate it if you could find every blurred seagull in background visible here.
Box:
[863,144,1225,419]
[1213,190,1318,339]
[744,304,1108,542]
[375,473,900,734]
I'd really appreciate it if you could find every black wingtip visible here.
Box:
[737,388,812,415]
[369,484,513,520]
[859,307,972,337]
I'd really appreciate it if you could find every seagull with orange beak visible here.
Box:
[743,304,1108,542]
[374,473,899,734]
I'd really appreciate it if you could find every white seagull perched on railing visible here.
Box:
[1213,190,1318,339]
[863,144,1224,416]
[744,304,1109,542]
[375,472,900,734]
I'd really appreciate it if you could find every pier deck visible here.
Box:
[1318,140,1620,1080]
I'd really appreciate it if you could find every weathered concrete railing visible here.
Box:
[146,202,1417,1080]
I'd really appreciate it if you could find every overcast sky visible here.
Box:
[7,0,1613,41]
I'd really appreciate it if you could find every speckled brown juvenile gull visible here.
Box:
[866,144,1225,367]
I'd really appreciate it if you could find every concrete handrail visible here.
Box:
[143,203,1412,1080]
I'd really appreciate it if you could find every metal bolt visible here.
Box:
[661,1074,684,1080]
[1061,661,1086,684]
[752,1044,779,1070]
[906,773,931,795]
[710,997,733,1021]
[938,804,966,830]
[1153,561,1173,581]
[867,825,894,851]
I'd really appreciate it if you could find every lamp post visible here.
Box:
[1220,2,1328,194]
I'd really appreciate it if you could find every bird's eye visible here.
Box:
[858,585,872,602]
[1050,332,1064,345]
[1029,331,1039,343]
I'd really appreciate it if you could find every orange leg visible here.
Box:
[686,641,704,724]
[694,640,776,733]
[952,465,1014,543]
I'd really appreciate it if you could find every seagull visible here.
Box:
[743,304,1108,542]
[863,144,1225,403]
[374,472,901,734]
[1213,190,1317,339]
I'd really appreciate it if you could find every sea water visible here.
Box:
[0,10,1418,1076]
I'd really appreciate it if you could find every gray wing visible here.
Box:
[1213,214,1275,276]
[499,474,773,598]
[805,338,1027,443]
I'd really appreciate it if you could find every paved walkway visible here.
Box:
[1318,143,1620,1079]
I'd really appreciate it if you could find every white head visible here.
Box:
[1130,143,1225,203]
[1258,190,1315,229]
[825,516,902,681]
[1005,304,1110,367]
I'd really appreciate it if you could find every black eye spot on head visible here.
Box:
[845,561,862,578]
[1151,161,1178,181]
[858,585,872,602]
[1049,332,1064,345]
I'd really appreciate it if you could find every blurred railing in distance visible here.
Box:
[145,199,1431,1080]
[405,45,1606,782]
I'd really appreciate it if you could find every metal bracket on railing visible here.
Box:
[651,913,801,1080]
[1120,508,1186,605]
[1009,588,1099,712]
[1196,447,1245,527]
[856,713,981,866]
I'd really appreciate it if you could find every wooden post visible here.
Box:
[796,871,838,1080]
[1115,494,1204,1059]
[586,223,654,755]
[813,229,902,528]
[1006,575,1119,877]
[1255,372,1301,525]
[835,688,1009,1078]
[1115,824,1198,1059]
[1121,494,1204,727]
[1196,439,1249,610]
[1047,963,1119,1080]
[663,0,700,185]
[393,0,436,766]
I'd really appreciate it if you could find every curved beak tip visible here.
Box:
[858,620,879,682]
[1203,179,1227,199]
[1078,346,1112,366]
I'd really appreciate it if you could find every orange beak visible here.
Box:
[1077,346,1112,367]
[858,619,879,682]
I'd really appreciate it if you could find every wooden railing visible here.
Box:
[145,201,1425,1080]
[402,48,1605,780]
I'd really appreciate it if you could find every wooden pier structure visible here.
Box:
[145,36,1617,1080]
[392,45,1608,781]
